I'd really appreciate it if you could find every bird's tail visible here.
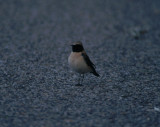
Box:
[92,70,100,77]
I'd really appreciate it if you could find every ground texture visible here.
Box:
[0,0,160,127]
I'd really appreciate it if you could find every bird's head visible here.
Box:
[71,41,84,52]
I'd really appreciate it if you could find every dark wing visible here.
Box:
[82,53,95,69]
[82,52,100,77]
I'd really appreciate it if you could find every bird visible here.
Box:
[68,41,99,86]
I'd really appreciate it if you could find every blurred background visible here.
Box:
[0,0,160,127]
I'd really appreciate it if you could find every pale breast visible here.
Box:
[68,52,91,74]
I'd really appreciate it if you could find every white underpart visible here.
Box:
[68,52,92,74]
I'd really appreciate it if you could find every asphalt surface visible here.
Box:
[0,0,160,127]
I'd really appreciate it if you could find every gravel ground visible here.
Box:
[0,0,160,127]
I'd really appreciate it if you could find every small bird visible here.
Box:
[68,41,99,85]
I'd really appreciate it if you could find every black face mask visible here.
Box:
[72,45,84,52]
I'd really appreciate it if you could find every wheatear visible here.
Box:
[68,41,99,85]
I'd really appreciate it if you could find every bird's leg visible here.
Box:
[81,74,84,84]
[78,74,81,84]
[76,74,83,86]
